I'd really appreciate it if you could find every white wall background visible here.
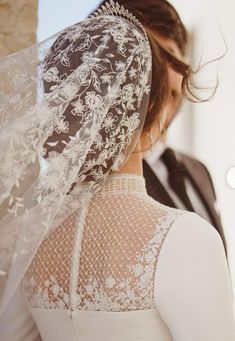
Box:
[38,0,235,291]
[169,0,235,292]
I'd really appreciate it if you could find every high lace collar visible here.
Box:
[97,173,147,195]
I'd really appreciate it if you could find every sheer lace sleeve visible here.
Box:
[154,212,235,341]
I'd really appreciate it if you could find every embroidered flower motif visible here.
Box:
[102,113,118,133]
[100,73,113,84]
[121,84,134,101]
[106,276,116,288]
[139,72,149,88]
[122,112,140,132]
[38,154,68,192]
[110,24,133,56]
[90,165,105,182]
[128,66,137,79]
[85,91,103,110]
[134,85,142,97]
[116,70,127,85]
[115,60,126,71]
[120,84,136,110]
[55,115,69,134]
[71,99,87,116]
[60,83,78,99]
[133,264,144,276]
[43,67,59,83]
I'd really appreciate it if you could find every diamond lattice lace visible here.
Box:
[21,173,183,312]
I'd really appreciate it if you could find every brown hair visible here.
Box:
[97,0,204,132]
[114,0,188,55]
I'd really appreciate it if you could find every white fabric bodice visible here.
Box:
[15,173,235,341]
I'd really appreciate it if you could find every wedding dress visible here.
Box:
[1,173,235,341]
[0,1,235,340]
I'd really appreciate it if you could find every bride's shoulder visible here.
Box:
[137,194,187,222]
[139,196,223,247]
[157,209,225,256]
[144,194,214,227]
[169,210,222,241]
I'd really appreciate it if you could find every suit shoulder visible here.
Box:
[176,150,208,171]
[175,151,216,194]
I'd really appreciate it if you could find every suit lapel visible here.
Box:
[177,153,222,231]
[143,159,176,208]
[143,154,227,257]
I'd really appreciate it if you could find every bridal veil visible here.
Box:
[0,0,152,316]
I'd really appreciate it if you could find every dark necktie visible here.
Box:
[161,148,194,211]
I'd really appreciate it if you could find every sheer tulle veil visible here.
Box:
[0,0,152,316]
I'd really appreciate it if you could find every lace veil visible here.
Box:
[0,0,152,316]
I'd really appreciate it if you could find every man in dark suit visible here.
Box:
[143,145,226,254]
[137,1,228,255]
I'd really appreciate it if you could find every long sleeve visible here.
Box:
[154,211,235,341]
[0,287,42,341]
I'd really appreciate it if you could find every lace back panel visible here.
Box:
[22,174,182,312]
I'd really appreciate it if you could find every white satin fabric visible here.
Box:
[1,175,235,341]
[27,308,172,341]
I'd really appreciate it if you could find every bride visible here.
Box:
[0,1,234,340]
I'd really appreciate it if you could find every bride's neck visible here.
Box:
[116,140,147,177]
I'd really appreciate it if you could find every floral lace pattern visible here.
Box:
[1,14,151,208]
[21,174,184,312]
